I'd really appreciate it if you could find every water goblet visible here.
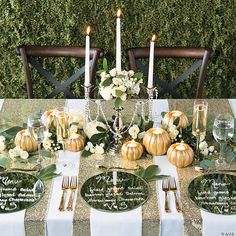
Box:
[192,100,208,162]
[212,113,234,167]
[27,115,48,164]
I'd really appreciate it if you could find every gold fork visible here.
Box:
[162,178,171,213]
[58,176,69,211]
[67,176,78,211]
[169,177,181,212]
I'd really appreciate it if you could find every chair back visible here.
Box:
[16,46,104,98]
[127,47,215,98]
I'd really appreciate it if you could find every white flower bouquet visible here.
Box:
[98,63,143,108]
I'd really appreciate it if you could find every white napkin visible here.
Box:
[152,99,169,127]
[154,156,184,236]
[228,99,236,117]
[0,99,26,236]
[200,99,236,236]
[65,99,86,112]
[0,99,4,110]
[46,151,81,236]
[90,207,142,236]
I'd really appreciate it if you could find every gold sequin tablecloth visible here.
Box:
[0,99,235,236]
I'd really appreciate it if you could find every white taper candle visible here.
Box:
[148,34,157,88]
[84,26,91,87]
[116,9,122,73]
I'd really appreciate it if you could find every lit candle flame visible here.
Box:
[86,26,91,35]
[117,9,122,17]
[151,34,157,42]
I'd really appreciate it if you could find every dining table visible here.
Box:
[0,98,235,236]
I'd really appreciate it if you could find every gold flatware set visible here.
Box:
[59,176,78,211]
[162,177,182,213]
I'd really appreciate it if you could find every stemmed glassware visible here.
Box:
[192,100,208,162]
[213,113,234,166]
[56,110,70,157]
[27,115,48,164]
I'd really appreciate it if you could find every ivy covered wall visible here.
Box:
[0,0,236,98]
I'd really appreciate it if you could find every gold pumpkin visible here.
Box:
[121,140,143,161]
[143,127,171,156]
[162,110,189,129]
[65,133,85,152]
[167,142,194,168]
[15,129,38,153]
[41,109,58,128]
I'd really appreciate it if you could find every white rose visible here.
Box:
[70,125,78,134]
[0,136,6,142]
[95,145,104,154]
[101,71,106,79]
[13,146,22,155]
[120,93,127,101]
[0,142,6,152]
[199,141,208,151]
[9,149,18,159]
[118,85,127,92]
[109,68,117,77]
[208,146,215,152]
[129,125,140,139]
[168,125,177,133]
[90,148,95,154]
[85,145,90,151]
[201,148,209,156]
[132,83,141,95]
[84,121,107,139]
[100,85,113,100]
[87,141,94,149]
[169,129,179,140]
[20,151,29,159]
[112,77,122,86]
[128,70,135,77]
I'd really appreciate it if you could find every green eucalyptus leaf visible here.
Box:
[161,112,167,118]
[0,156,11,169]
[173,117,180,126]
[0,126,23,139]
[145,175,169,182]
[38,164,57,177]
[134,166,145,178]
[81,149,92,157]
[134,72,143,79]
[143,165,159,179]
[199,159,215,169]
[103,58,108,71]
[115,89,123,97]
[102,78,112,87]
[41,150,51,158]
[96,126,106,132]
[114,97,122,108]
[90,132,106,142]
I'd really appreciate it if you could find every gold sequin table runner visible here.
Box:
[0,99,234,236]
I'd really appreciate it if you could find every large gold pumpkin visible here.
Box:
[167,142,194,168]
[65,133,85,152]
[121,140,143,161]
[143,127,171,156]
[162,110,189,129]
[41,109,58,128]
[15,129,38,153]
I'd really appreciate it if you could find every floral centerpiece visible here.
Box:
[98,59,143,108]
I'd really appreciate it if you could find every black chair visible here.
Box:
[16,46,104,98]
[127,47,215,98]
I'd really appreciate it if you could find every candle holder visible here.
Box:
[82,85,93,127]
[146,87,158,121]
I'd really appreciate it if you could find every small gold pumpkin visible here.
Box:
[143,127,171,156]
[15,129,38,153]
[162,110,189,129]
[41,109,58,128]
[121,140,143,161]
[65,133,85,152]
[167,142,194,168]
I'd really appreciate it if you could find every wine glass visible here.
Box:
[27,115,48,164]
[192,100,208,162]
[213,113,234,166]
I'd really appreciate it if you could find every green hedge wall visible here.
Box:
[1,0,236,98]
